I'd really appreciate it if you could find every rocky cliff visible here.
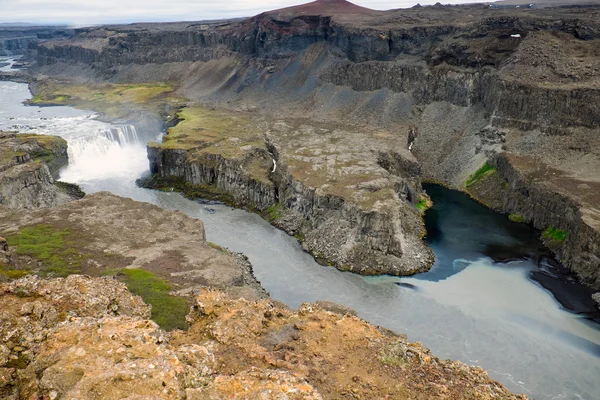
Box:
[0,132,81,209]
[0,26,73,57]
[143,107,432,276]
[0,275,526,399]
[28,1,600,285]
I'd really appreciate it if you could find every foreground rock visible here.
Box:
[1,276,526,399]
[0,132,81,209]
[0,275,150,398]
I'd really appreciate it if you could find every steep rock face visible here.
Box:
[0,132,77,209]
[468,153,600,289]
[148,145,277,210]
[0,277,527,399]
[0,26,74,57]
[0,38,32,56]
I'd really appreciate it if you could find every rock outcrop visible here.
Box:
[0,191,267,300]
[0,132,80,209]
[0,276,526,399]
[0,25,73,57]
[144,107,433,276]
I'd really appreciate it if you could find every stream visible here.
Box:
[1,57,599,400]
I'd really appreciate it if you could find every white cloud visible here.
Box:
[0,0,494,25]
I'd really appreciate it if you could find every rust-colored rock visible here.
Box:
[0,276,526,399]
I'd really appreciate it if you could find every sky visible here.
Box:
[0,0,495,26]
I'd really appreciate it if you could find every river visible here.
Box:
[1,57,599,400]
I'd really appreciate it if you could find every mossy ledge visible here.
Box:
[145,108,433,275]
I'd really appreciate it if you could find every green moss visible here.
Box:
[207,242,227,253]
[542,227,567,243]
[508,214,525,223]
[264,203,282,222]
[118,269,188,331]
[466,162,497,187]
[378,342,408,367]
[6,353,29,369]
[0,268,31,280]
[6,225,82,277]
[137,175,236,206]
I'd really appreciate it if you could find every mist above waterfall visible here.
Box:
[0,78,154,186]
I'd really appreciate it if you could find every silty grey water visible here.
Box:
[1,58,599,399]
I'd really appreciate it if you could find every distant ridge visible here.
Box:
[265,0,374,19]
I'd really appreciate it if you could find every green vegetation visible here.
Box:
[415,195,432,214]
[29,94,71,105]
[118,269,188,331]
[28,82,179,119]
[542,227,567,243]
[207,242,227,253]
[0,262,30,281]
[6,225,82,277]
[466,162,497,187]
[508,214,525,223]
[137,175,236,206]
[378,342,408,367]
[415,198,428,212]
[264,203,282,222]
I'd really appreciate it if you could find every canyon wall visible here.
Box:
[0,133,81,209]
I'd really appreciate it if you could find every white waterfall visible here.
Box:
[60,123,148,184]
[103,125,140,145]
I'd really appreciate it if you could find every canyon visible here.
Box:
[1,0,600,398]
[25,0,600,289]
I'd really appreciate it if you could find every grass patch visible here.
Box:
[207,242,227,253]
[508,214,524,223]
[415,195,432,214]
[542,227,567,243]
[6,224,83,277]
[466,162,497,187]
[29,82,180,119]
[118,269,188,331]
[264,203,282,222]
[0,262,30,281]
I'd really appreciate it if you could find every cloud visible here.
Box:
[0,0,494,25]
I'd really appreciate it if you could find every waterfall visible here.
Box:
[102,125,140,145]
[58,122,149,184]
